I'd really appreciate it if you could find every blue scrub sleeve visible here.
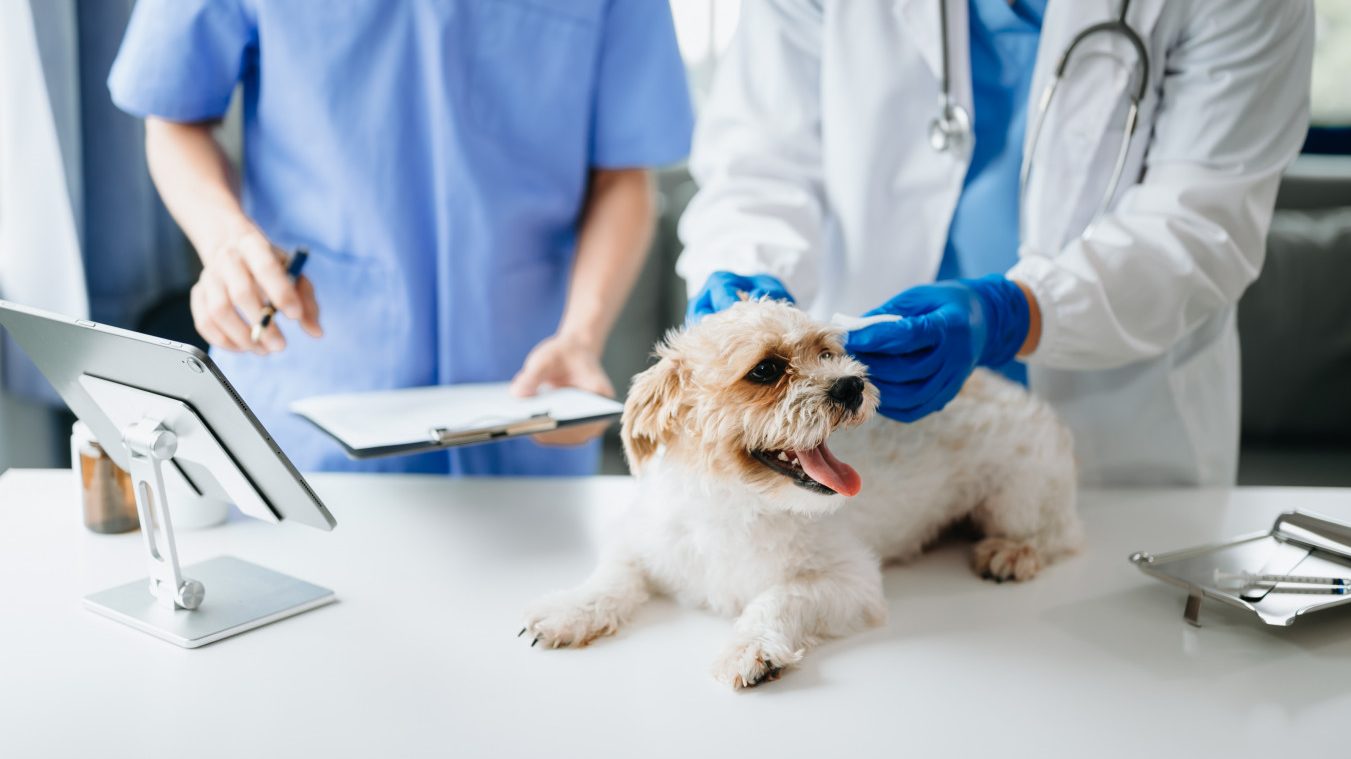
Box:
[107,0,253,122]
[590,0,694,168]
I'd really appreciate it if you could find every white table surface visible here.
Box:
[2,468,1349,758]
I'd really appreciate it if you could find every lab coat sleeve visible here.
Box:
[106,0,252,122]
[675,0,827,304]
[1007,0,1314,371]
[590,0,694,169]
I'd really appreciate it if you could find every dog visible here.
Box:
[522,299,1082,688]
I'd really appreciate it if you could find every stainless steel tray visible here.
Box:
[1130,510,1351,627]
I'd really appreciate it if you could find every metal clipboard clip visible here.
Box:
[427,412,558,447]
[1131,510,1351,628]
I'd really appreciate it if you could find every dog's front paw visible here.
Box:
[972,537,1043,582]
[521,592,623,649]
[710,636,805,689]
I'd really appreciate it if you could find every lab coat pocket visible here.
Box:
[466,0,595,156]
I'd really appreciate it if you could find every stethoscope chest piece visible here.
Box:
[928,101,972,155]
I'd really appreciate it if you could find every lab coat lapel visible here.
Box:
[1022,0,1165,252]
[890,0,973,283]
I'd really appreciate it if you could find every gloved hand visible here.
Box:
[844,275,1030,422]
[686,271,794,324]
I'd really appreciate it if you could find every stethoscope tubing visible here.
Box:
[930,0,1150,241]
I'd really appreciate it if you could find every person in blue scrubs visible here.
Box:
[107,0,694,475]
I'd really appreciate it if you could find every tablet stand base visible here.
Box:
[84,556,335,648]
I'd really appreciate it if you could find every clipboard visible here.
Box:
[289,383,624,459]
[1130,510,1351,627]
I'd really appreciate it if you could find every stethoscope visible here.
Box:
[929,0,1150,232]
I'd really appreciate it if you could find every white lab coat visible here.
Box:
[0,0,87,468]
[0,0,88,320]
[677,0,1314,486]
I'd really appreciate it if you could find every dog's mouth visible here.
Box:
[750,441,861,497]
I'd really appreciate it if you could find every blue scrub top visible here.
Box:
[108,0,693,476]
[938,0,1046,384]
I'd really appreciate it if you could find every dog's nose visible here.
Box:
[828,376,865,412]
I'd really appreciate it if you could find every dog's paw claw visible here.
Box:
[711,639,804,689]
[521,594,623,650]
[973,537,1043,582]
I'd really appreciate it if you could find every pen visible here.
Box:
[251,247,309,344]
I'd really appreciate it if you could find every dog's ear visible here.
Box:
[621,352,684,474]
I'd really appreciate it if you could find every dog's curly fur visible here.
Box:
[523,300,1082,688]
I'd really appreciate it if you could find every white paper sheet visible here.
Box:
[289,383,623,452]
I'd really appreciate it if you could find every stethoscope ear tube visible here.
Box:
[1018,78,1059,240]
[1055,20,1150,106]
[932,0,1151,242]
[1082,101,1139,238]
[1017,13,1149,242]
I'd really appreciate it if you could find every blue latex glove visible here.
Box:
[844,275,1030,422]
[686,271,794,324]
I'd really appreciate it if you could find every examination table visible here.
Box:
[1,469,1346,758]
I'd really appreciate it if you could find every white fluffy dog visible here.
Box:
[522,300,1082,688]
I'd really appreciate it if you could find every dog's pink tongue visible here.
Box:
[794,441,862,497]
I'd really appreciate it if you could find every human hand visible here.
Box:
[189,224,321,354]
[843,275,1030,422]
[686,271,794,324]
[510,333,616,446]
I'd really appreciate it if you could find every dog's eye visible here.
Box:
[745,357,787,384]
[820,350,834,361]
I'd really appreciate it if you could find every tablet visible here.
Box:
[0,300,334,531]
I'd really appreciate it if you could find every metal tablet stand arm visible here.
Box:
[123,418,204,611]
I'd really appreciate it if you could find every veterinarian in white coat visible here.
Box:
[677,0,1315,487]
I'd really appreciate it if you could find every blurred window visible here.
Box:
[1306,0,1350,153]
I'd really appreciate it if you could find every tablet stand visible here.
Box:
[122,418,206,610]
[80,376,334,648]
